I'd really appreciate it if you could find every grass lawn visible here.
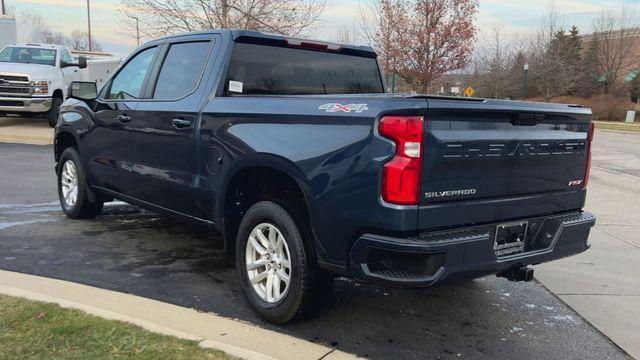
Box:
[594,121,640,132]
[0,295,236,360]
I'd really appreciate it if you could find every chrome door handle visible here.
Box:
[172,118,192,129]
[116,114,131,123]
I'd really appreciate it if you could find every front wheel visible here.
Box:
[57,148,103,219]
[236,201,332,324]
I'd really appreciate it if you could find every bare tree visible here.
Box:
[20,11,50,34]
[361,0,478,93]
[70,30,103,52]
[526,7,578,101]
[20,10,103,51]
[40,30,72,47]
[476,26,511,99]
[592,7,640,94]
[118,0,327,41]
[360,0,396,89]
[335,23,359,45]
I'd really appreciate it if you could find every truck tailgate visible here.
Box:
[419,98,592,228]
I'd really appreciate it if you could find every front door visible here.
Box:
[60,49,79,95]
[83,46,160,195]
[125,40,214,216]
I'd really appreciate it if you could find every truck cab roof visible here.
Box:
[147,29,377,57]
[8,43,69,51]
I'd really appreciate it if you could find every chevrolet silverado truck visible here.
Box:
[0,43,89,127]
[54,30,596,324]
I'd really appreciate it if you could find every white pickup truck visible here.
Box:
[0,43,120,127]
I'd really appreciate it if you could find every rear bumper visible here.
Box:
[349,211,595,287]
[0,96,52,113]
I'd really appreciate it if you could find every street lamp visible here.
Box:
[522,63,529,99]
[86,0,92,51]
[129,16,140,47]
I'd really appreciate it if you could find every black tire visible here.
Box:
[57,147,103,219]
[47,96,62,128]
[236,200,332,324]
[0,112,6,118]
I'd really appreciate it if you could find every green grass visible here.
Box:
[594,121,640,132]
[0,295,236,360]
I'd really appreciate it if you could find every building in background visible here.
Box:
[0,16,17,48]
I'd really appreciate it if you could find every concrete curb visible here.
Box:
[0,134,52,145]
[0,117,53,145]
[0,270,357,360]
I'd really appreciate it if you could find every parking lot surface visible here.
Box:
[0,129,632,359]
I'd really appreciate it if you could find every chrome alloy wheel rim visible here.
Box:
[60,160,79,208]
[245,223,292,303]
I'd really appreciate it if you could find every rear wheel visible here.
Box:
[57,148,103,219]
[47,96,62,128]
[236,200,332,324]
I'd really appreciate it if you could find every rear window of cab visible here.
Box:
[225,43,384,96]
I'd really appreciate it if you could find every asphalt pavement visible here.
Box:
[536,129,640,357]
[0,133,632,359]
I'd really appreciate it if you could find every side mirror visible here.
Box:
[62,56,88,69]
[68,81,97,101]
[78,56,87,69]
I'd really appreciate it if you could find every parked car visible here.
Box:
[0,43,119,127]
[54,30,596,324]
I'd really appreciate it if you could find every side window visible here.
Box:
[153,41,210,100]
[61,50,73,65]
[108,47,157,100]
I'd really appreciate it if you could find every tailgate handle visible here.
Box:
[512,113,545,126]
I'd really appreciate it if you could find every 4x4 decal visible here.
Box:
[319,103,369,113]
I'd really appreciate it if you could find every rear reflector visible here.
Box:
[583,122,595,189]
[379,116,424,205]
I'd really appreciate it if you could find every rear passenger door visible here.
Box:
[125,37,215,216]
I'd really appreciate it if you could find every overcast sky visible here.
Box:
[5,0,640,56]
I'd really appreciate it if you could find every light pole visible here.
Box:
[86,0,92,51]
[522,63,529,99]
[129,16,140,46]
[1,0,6,16]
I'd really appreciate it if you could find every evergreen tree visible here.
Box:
[565,25,583,94]
[577,37,601,97]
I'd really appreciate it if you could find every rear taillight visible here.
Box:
[583,122,595,189]
[379,115,424,205]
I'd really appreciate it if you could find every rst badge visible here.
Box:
[568,180,583,186]
[319,103,368,113]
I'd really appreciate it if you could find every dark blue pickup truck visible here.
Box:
[54,30,595,323]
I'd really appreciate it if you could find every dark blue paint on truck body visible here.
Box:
[54,29,595,286]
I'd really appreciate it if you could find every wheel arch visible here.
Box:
[52,88,64,100]
[54,130,79,163]
[220,154,316,258]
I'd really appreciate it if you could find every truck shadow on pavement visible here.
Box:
[0,201,627,360]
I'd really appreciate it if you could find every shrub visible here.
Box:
[532,95,637,122]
